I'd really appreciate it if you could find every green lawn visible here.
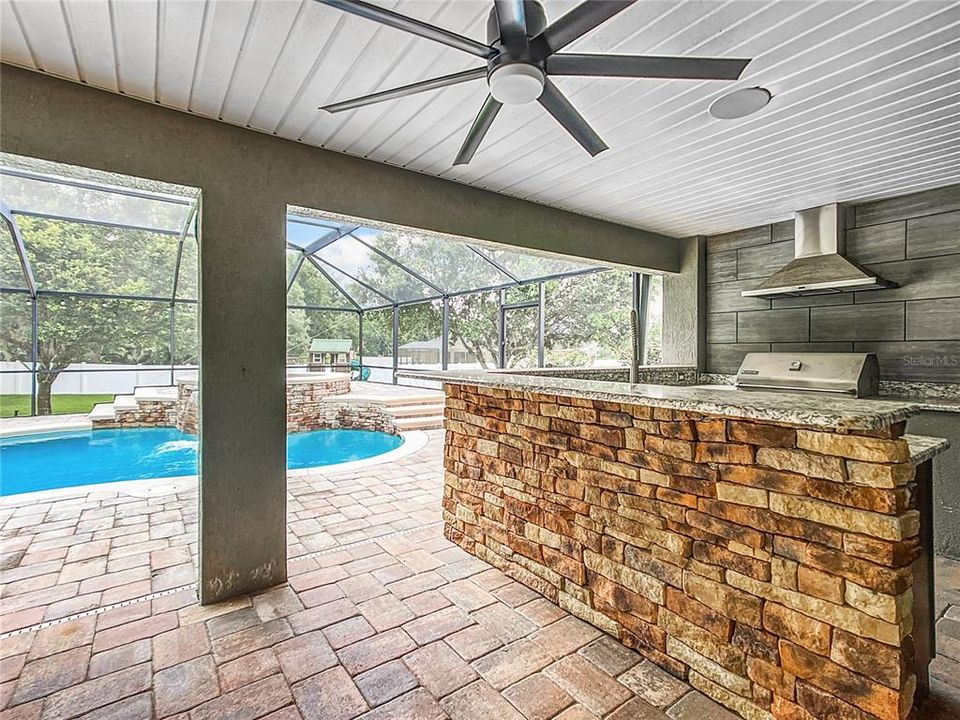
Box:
[0,394,115,418]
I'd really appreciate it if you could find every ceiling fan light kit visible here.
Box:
[318,0,753,165]
[489,64,545,105]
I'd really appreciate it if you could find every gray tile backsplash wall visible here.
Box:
[704,184,960,382]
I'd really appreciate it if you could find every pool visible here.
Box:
[0,427,404,496]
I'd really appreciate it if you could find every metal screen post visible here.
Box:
[2,205,39,415]
[358,310,364,376]
[392,305,399,385]
[631,272,640,368]
[169,303,176,386]
[30,297,38,416]
[537,282,545,368]
[498,289,506,369]
[635,273,651,365]
[640,274,651,364]
[168,206,196,387]
[441,297,450,370]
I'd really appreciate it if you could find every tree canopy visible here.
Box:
[319,229,660,369]
[0,216,196,413]
[285,251,360,365]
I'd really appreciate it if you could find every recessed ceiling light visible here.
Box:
[709,87,772,119]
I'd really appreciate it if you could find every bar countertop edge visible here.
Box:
[397,369,924,432]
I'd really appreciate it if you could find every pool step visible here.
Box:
[388,403,446,419]
[379,393,445,407]
[393,414,445,431]
[89,402,117,422]
[113,395,139,412]
[88,385,178,426]
[382,395,445,429]
[342,389,445,430]
[134,386,177,402]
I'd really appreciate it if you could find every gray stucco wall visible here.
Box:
[909,411,960,559]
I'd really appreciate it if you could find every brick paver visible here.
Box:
[402,641,478,698]
[353,658,417,707]
[153,655,220,717]
[503,673,575,720]
[1,428,958,719]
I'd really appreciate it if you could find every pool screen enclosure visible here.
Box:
[0,154,201,416]
[0,154,659,416]
[284,207,659,385]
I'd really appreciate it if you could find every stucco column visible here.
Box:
[198,191,287,604]
[661,236,706,370]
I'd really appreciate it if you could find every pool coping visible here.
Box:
[0,414,92,438]
[0,429,431,504]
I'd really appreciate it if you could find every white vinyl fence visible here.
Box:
[0,357,455,398]
[0,362,194,396]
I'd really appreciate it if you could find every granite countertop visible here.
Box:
[693,375,960,414]
[880,396,960,414]
[399,369,923,431]
[904,434,951,465]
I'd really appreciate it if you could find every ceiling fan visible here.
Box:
[318,0,751,165]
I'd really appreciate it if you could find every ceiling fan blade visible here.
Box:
[537,80,607,156]
[548,53,750,80]
[317,0,495,58]
[321,67,487,113]
[494,0,528,55]
[532,0,634,57]
[453,95,504,166]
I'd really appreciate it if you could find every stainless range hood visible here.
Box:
[741,204,897,299]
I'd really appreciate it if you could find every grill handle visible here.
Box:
[735,383,859,396]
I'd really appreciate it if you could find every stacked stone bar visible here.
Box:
[441,384,922,720]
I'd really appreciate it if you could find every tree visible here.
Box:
[349,229,648,370]
[643,275,663,365]
[285,252,360,365]
[449,292,500,368]
[0,216,183,414]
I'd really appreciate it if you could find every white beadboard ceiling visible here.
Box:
[2,0,959,237]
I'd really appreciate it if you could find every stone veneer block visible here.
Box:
[439,383,927,720]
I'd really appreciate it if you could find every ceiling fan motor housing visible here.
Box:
[486,1,548,104]
[486,1,547,48]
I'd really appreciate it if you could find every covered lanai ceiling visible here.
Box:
[2,0,958,237]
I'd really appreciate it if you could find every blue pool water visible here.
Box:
[0,427,403,496]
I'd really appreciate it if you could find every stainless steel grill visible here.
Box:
[734,352,880,397]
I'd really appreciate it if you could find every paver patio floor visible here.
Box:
[1,429,958,719]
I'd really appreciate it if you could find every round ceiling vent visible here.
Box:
[709,87,772,119]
